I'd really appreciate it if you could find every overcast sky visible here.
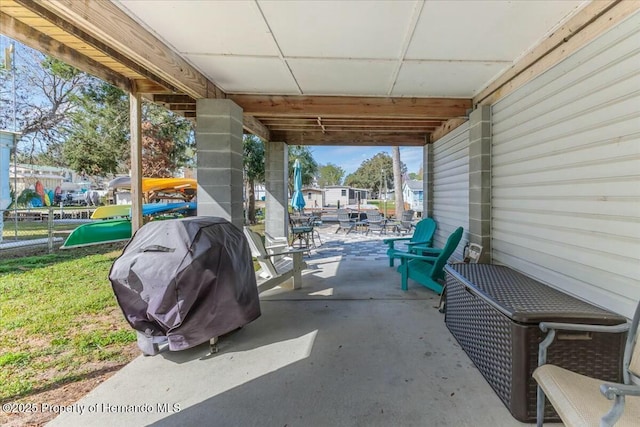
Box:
[308,146,424,177]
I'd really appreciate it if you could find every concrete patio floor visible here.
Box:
[49,225,552,427]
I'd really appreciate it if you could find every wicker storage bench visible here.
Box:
[443,263,627,422]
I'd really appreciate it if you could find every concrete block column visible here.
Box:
[196,99,244,229]
[468,105,492,263]
[265,141,289,240]
[422,140,434,218]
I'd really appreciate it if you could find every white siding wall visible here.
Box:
[324,188,348,207]
[491,12,640,318]
[304,191,323,208]
[432,122,470,260]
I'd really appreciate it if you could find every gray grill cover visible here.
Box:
[109,217,260,351]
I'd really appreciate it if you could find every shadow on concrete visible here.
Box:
[47,226,530,427]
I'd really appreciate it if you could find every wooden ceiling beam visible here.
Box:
[230,95,471,119]
[269,126,437,132]
[167,104,196,112]
[154,95,196,104]
[265,123,440,129]
[258,118,443,127]
[11,0,186,95]
[272,131,427,146]
[16,0,225,99]
[243,115,270,142]
[0,12,132,92]
[318,117,442,122]
[133,79,174,94]
[430,118,469,143]
[153,95,270,141]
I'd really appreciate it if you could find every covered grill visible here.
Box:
[109,217,260,354]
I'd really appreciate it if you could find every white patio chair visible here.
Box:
[243,227,307,291]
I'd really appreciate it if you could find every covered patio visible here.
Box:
[1,1,638,425]
[48,226,535,426]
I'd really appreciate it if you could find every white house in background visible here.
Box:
[323,186,369,208]
[403,180,423,213]
[380,189,394,201]
[303,187,324,209]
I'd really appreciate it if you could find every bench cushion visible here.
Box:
[534,364,640,427]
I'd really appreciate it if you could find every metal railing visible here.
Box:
[1,206,93,255]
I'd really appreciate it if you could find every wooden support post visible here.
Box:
[130,92,143,233]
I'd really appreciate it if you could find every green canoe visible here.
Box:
[62,203,197,249]
[61,219,132,249]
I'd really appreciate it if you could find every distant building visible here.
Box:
[402,180,423,212]
[380,189,394,200]
[9,163,77,194]
[324,186,369,208]
[303,187,323,209]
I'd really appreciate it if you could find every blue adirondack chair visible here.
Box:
[394,227,464,293]
[383,217,437,267]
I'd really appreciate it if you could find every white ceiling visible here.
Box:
[116,0,587,98]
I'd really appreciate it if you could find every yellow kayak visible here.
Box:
[107,177,197,204]
[91,204,131,219]
[142,178,197,193]
[91,202,197,220]
[108,177,197,193]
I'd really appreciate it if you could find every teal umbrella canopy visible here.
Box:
[290,159,306,212]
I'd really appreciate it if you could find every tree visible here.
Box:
[0,38,194,177]
[0,38,94,162]
[317,163,345,187]
[63,83,129,175]
[344,152,406,196]
[141,102,194,177]
[140,122,175,177]
[288,146,318,194]
[63,82,195,177]
[392,146,404,218]
[409,172,419,180]
[243,135,265,224]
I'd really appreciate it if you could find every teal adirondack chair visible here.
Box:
[384,218,437,267]
[395,227,464,293]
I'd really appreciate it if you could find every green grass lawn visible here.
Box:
[2,220,80,241]
[0,243,136,402]
[368,200,397,217]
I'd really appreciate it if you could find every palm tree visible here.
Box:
[392,146,404,219]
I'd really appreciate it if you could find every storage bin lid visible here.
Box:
[445,264,627,325]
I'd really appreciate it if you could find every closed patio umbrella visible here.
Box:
[290,159,305,213]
